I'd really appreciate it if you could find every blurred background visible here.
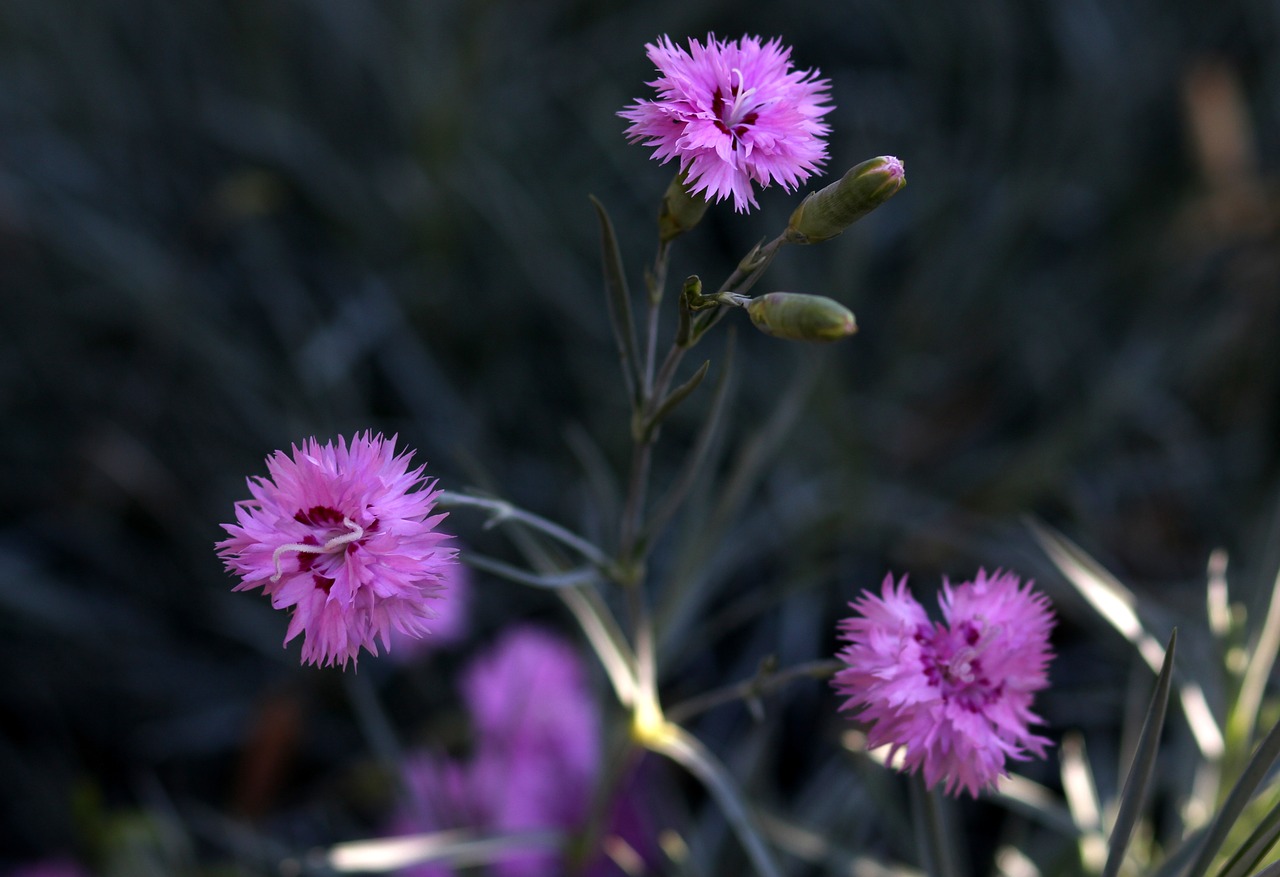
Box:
[2,0,1279,873]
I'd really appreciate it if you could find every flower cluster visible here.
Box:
[833,570,1055,797]
[389,626,652,876]
[620,33,832,212]
[217,432,456,668]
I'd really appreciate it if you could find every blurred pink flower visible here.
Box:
[391,626,650,877]
[620,33,832,212]
[217,432,456,668]
[833,570,1055,797]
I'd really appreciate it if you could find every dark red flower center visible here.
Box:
[916,621,1002,713]
[270,505,378,589]
[710,85,759,145]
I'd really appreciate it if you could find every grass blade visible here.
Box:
[589,195,641,405]
[1030,519,1225,760]
[1102,629,1177,877]
[1181,717,1280,877]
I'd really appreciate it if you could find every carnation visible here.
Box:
[390,627,612,877]
[833,570,1056,797]
[620,33,833,212]
[217,432,456,668]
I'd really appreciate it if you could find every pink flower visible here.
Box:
[620,33,833,212]
[833,570,1055,797]
[390,626,653,877]
[217,432,456,668]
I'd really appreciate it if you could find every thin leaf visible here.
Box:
[1247,857,1280,877]
[1030,519,1225,760]
[1229,561,1280,760]
[460,553,599,590]
[639,358,710,441]
[641,338,735,548]
[649,723,784,877]
[438,490,612,569]
[1061,733,1107,874]
[1181,717,1280,877]
[326,828,563,872]
[1103,629,1178,877]
[589,195,641,405]
[1215,792,1280,877]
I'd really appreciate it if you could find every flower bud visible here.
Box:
[658,170,711,242]
[746,293,857,342]
[785,156,905,244]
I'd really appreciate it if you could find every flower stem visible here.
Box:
[666,659,841,724]
[558,585,638,709]
[911,773,963,877]
[645,722,784,877]
[436,491,612,571]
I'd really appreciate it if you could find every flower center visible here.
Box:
[917,619,1003,711]
[710,68,760,144]
[270,506,366,583]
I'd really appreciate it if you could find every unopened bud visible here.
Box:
[658,170,711,242]
[785,156,905,244]
[746,293,857,342]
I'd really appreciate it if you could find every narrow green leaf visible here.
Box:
[1245,855,1280,877]
[640,359,710,441]
[1228,561,1280,762]
[327,828,564,872]
[1029,518,1225,760]
[1182,717,1280,877]
[1102,629,1178,877]
[1215,790,1280,877]
[650,724,784,877]
[460,553,598,590]
[589,195,641,403]
[640,337,734,555]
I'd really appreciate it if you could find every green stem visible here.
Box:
[558,586,638,709]
[911,774,962,877]
[460,553,599,590]
[666,659,841,724]
[437,490,612,571]
[618,439,653,564]
[646,723,784,877]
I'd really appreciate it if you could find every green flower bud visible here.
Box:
[785,156,905,244]
[746,293,857,342]
[658,170,711,242]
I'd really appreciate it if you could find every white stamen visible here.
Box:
[945,623,1003,685]
[726,68,758,125]
[270,517,365,582]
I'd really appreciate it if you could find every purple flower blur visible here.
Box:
[390,626,650,877]
[217,432,456,668]
[620,33,832,213]
[833,570,1056,797]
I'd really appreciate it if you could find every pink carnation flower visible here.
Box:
[390,626,654,877]
[833,570,1055,797]
[620,33,833,212]
[217,432,456,668]
[392,627,596,877]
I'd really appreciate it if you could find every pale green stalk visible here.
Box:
[644,722,784,877]
[437,490,612,571]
